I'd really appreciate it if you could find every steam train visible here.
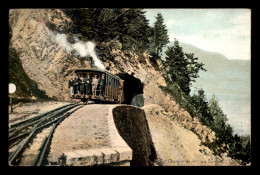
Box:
[71,68,124,103]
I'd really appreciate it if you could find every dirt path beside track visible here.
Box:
[49,104,112,156]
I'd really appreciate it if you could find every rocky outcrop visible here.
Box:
[143,104,239,166]
[9,9,88,100]
[112,105,156,166]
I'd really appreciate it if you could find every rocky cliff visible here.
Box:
[9,9,88,100]
[8,9,239,165]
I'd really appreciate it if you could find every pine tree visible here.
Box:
[63,8,152,52]
[208,95,229,135]
[164,39,206,95]
[153,13,169,58]
[62,8,97,41]
[190,89,213,125]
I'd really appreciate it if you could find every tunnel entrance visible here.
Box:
[117,73,144,106]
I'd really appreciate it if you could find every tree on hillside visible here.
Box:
[200,95,251,164]
[62,8,98,41]
[62,8,152,53]
[208,95,233,149]
[152,13,169,59]
[120,9,152,51]
[161,38,251,164]
[190,89,213,125]
[95,8,152,51]
[164,39,206,95]
[208,95,229,133]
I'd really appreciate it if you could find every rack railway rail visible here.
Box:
[8,103,84,166]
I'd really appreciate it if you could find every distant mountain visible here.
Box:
[163,42,250,76]
[180,42,250,77]
[162,42,251,136]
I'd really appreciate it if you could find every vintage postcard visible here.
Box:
[8,8,251,166]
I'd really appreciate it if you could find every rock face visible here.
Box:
[9,9,87,101]
[143,104,239,166]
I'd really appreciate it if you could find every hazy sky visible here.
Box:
[144,9,251,60]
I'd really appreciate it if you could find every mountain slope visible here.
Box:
[143,104,239,166]
[9,9,86,100]
[163,41,250,136]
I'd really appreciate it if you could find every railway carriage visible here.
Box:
[72,68,124,103]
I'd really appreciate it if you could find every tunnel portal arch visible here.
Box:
[117,73,144,106]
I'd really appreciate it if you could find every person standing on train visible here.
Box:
[73,75,79,94]
[92,75,99,96]
[99,74,106,96]
[68,77,74,95]
[79,76,85,95]
[77,75,81,94]
[84,74,92,95]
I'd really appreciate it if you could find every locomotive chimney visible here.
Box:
[87,56,94,68]
[90,57,93,68]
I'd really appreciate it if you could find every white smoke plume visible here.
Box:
[50,31,106,70]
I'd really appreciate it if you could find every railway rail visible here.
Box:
[8,103,84,166]
[8,103,75,149]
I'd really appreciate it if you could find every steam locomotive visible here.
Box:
[71,68,124,104]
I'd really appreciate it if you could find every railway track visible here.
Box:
[8,103,84,166]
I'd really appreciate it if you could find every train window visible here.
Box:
[105,74,108,86]
[113,77,116,88]
[111,76,114,88]
[107,75,109,85]
[111,76,113,87]
[112,76,114,88]
[109,75,111,87]
[116,78,119,88]
[112,76,115,88]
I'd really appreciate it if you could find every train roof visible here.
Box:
[75,68,106,73]
[74,68,120,79]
